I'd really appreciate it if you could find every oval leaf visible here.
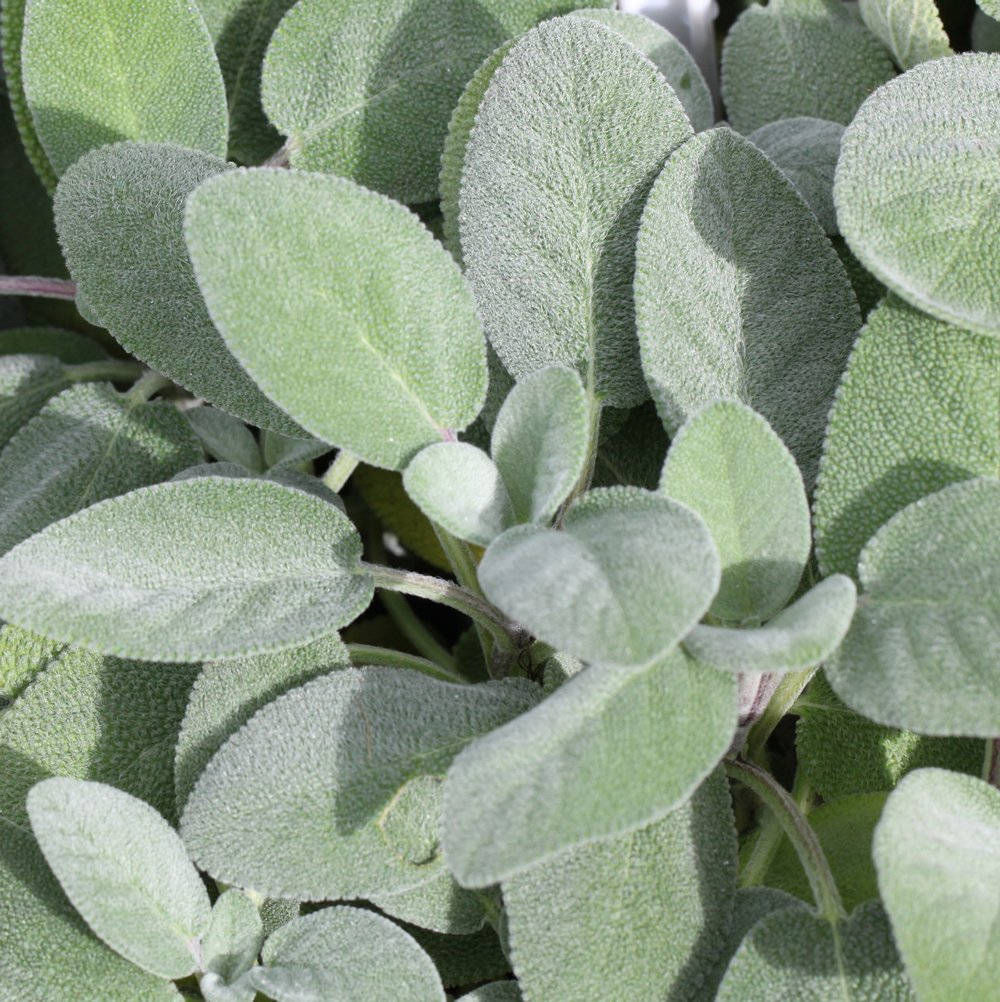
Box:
[0,477,372,662]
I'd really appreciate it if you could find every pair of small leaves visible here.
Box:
[835,54,1000,338]
[404,366,589,546]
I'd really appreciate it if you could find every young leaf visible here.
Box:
[873,768,1000,1002]
[251,905,444,1002]
[0,477,373,662]
[443,649,737,887]
[0,817,182,1000]
[0,647,199,826]
[55,142,304,436]
[660,400,811,624]
[0,382,203,556]
[21,0,228,175]
[261,0,610,204]
[197,0,296,164]
[180,668,539,901]
[813,295,999,578]
[0,353,68,447]
[186,406,263,472]
[720,0,895,133]
[502,769,736,1001]
[201,889,264,988]
[835,54,1000,337]
[682,575,857,675]
[826,478,1000,735]
[0,622,60,703]
[459,16,692,408]
[174,634,350,810]
[185,168,487,470]
[635,127,860,485]
[715,900,913,1000]
[0,326,106,364]
[748,117,844,235]
[369,869,487,936]
[858,0,952,69]
[479,486,720,668]
[27,778,211,979]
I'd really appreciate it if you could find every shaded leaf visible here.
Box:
[186,405,263,472]
[0,353,67,447]
[0,327,106,364]
[591,400,669,490]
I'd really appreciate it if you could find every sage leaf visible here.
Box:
[0,326,106,364]
[716,900,914,1000]
[370,870,488,936]
[261,0,609,204]
[795,673,985,802]
[55,142,303,436]
[180,668,539,900]
[814,295,999,578]
[21,0,228,176]
[826,477,1000,736]
[186,405,263,472]
[748,117,844,235]
[250,905,444,1002]
[873,768,1000,1002]
[682,575,857,675]
[479,486,720,668]
[0,817,182,1001]
[0,382,203,556]
[660,400,811,624]
[460,16,692,408]
[835,54,1000,337]
[0,477,373,662]
[27,778,211,979]
[858,0,952,69]
[720,0,895,133]
[174,634,350,810]
[0,647,199,826]
[635,127,860,485]
[0,354,68,447]
[201,889,264,988]
[0,622,60,703]
[443,649,737,887]
[502,769,736,1002]
[186,167,487,470]
[197,0,296,164]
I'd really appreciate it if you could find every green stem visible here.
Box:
[432,522,494,668]
[323,449,359,493]
[745,667,816,765]
[65,359,146,385]
[739,769,812,890]
[726,758,845,924]
[125,371,172,403]
[0,275,77,300]
[346,643,466,684]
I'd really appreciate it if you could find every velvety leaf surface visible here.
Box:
[201,888,264,987]
[716,901,913,999]
[480,486,719,667]
[721,0,895,133]
[0,817,181,1001]
[0,647,198,826]
[443,649,737,887]
[0,477,372,662]
[873,769,1000,1002]
[27,778,211,978]
[858,0,952,68]
[0,622,60,703]
[369,869,487,936]
[835,54,1000,336]
[21,0,228,175]
[826,478,1000,735]
[252,906,444,1001]
[186,167,486,470]
[660,400,811,624]
[813,295,999,578]
[635,127,860,485]
[55,142,302,435]
[460,16,692,407]
[795,673,984,801]
[0,353,68,447]
[186,405,262,472]
[181,668,539,900]
[261,0,609,203]
[0,326,105,364]
[0,382,203,556]
[748,117,844,235]
[503,770,736,1002]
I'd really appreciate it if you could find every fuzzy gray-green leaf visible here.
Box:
[186,167,487,470]
[827,478,1000,735]
[21,0,228,175]
[460,16,693,408]
[635,127,860,486]
[0,477,372,663]
[27,778,211,979]
[443,649,737,887]
[858,0,952,69]
[479,486,720,668]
